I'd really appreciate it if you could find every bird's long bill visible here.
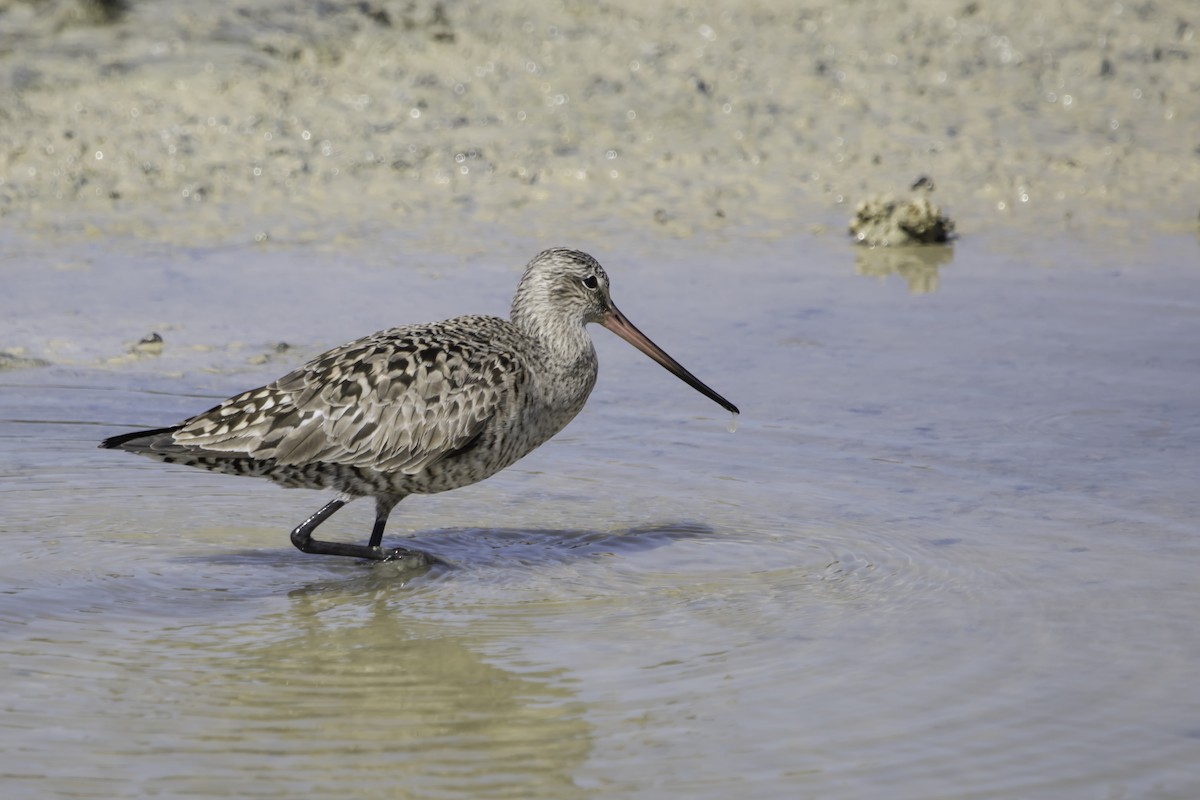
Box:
[601,305,740,415]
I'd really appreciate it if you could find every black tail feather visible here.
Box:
[100,425,182,450]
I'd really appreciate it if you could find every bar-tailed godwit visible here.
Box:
[102,248,738,564]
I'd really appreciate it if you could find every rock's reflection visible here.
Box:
[854,245,954,294]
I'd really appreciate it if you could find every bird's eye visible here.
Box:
[582,275,599,290]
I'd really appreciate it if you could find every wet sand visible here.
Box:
[3,2,1200,798]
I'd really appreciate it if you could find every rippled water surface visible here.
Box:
[2,232,1199,798]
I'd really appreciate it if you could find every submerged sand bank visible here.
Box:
[1,0,1197,249]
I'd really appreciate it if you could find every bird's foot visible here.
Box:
[369,545,440,567]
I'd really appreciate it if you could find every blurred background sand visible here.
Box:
[2,0,1196,250]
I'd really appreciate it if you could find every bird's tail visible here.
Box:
[99,424,348,490]
[99,426,183,451]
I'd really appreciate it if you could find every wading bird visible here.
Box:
[102,248,738,564]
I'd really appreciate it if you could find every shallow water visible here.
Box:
[4,230,1199,798]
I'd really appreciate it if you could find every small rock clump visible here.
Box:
[849,182,956,246]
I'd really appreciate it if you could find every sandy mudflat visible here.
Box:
[3,4,1200,799]
[1,0,1197,250]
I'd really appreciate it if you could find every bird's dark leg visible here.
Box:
[367,495,400,548]
[289,499,366,559]
[369,495,434,563]
[290,495,434,565]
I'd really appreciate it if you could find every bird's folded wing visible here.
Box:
[172,322,523,474]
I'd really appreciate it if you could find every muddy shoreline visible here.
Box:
[2,0,1197,250]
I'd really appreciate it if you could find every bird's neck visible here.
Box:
[512,307,593,367]
[510,286,594,368]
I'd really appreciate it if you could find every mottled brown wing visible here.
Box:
[172,317,524,474]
